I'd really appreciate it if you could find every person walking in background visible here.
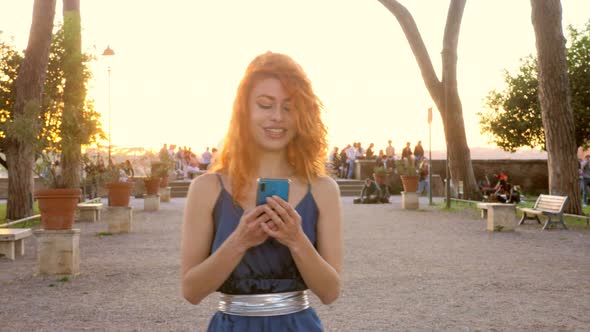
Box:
[346,142,358,179]
[417,159,429,196]
[181,51,342,332]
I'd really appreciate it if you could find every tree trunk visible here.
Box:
[378,0,481,199]
[6,0,56,220]
[61,0,83,189]
[531,0,581,215]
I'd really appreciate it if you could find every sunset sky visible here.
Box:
[1,0,589,156]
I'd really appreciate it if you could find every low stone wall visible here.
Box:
[353,159,549,195]
[0,160,550,199]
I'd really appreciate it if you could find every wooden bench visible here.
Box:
[518,194,568,230]
[0,228,32,260]
[77,202,103,222]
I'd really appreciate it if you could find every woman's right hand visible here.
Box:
[228,205,272,252]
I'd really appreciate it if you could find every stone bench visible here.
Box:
[77,203,103,222]
[477,203,517,232]
[0,228,32,260]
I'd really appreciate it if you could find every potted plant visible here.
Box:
[397,160,419,192]
[155,147,175,187]
[34,152,81,230]
[143,171,161,195]
[101,162,134,207]
[373,166,391,186]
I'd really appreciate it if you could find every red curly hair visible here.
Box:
[210,51,328,202]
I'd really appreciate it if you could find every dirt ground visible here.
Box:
[1,196,589,331]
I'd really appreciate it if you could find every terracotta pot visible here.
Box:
[34,188,82,230]
[159,176,169,188]
[144,177,161,195]
[400,175,419,192]
[106,181,134,207]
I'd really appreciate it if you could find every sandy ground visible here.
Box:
[1,196,589,332]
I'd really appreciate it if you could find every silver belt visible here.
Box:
[218,290,310,316]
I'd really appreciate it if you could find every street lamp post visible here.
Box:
[102,46,115,162]
[428,107,433,205]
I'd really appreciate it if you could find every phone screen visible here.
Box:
[256,178,290,206]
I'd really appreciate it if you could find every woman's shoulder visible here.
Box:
[187,172,222,198]
[310,175,340,198]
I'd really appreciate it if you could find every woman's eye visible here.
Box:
[257,103,272,109]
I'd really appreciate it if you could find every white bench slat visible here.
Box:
[519,194,568,230]
[0,228,33,241]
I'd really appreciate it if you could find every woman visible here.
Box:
[181,52,342,331]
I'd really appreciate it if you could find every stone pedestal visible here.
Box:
[160,187,171,203]
[401,191,419,209]
[106,206,133,233]
[144,194,160,211]
[34,229,80,276]
[486,203,517,232]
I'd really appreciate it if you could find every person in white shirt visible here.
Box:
[345,144,358,179]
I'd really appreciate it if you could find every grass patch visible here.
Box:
[57,276,70,282]
[436,200,479,213]
[7,217,41,228]
[0,202,40,226]
[96,231,113,237]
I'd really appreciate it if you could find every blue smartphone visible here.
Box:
[256,178,290,206]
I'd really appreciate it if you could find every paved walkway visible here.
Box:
[0,196,589,331]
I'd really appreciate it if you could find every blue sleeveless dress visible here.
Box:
[207,175,324,331]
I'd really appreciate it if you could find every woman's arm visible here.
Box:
[181,173,271,304]
[261,176,342,304]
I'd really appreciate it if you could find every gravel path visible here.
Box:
[1,196,589,331]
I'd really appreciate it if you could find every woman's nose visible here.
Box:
[270,106,283,121]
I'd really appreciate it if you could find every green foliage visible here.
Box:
[373,166,389,176]
[0,26,105,158]
[156,148,175,177]
[479,20,590,151]
[395,160,417,176]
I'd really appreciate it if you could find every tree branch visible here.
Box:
[377,0,443,108]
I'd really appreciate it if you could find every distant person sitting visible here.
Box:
[354,178,384,204]
[413,141,424,163]
[401,142,413,167]
[185,154,200,179]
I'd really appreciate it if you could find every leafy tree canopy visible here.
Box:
[0,26,105,163]
[479,20,590,152]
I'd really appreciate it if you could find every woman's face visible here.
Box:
[248,77,297,152]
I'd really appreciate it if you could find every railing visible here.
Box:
[0,214,41,228]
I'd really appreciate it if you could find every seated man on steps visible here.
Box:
[354,178,388,204]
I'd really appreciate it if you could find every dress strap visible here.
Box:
[214,173,226,191]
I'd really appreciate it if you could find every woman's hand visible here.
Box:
[229,205,273,252]
[260,196,305,248]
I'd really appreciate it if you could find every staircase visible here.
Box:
[169,179,364,198]
[336,179,364,197]
[170,180,192,198]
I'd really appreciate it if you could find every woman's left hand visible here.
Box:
[260,195,304,248]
